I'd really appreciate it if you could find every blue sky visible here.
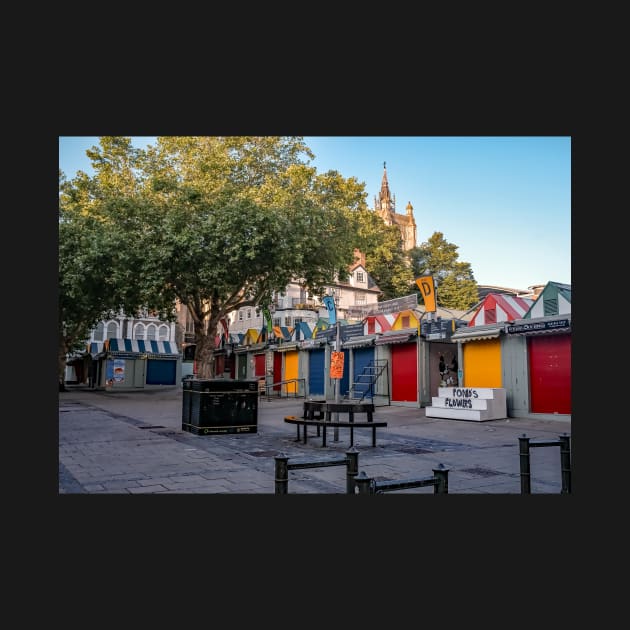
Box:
[59,136,571,291]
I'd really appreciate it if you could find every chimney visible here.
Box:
[353,248,366,267]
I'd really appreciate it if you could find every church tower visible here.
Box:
[373,162,417,251]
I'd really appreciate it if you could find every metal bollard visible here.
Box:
[346,447,359,494]
[559,433,572,494]
[432,463,449,494]
[518,434,531,494]
[354,470,373,494]
[274,454,289,494]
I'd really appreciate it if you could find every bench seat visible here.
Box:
[284,415,387,447]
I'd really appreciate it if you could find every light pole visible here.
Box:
[334,316,341,442]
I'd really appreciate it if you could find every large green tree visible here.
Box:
[66,137,364,379]
[58,138,178,389]
[409,231,478,310]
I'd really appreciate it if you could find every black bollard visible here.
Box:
[519,434,531,494]
[346,447,359,494]
[559,433,572,494]
[274,454,289,494]
[354,470,373,494]
[432,463,449,494]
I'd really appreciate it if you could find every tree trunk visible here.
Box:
[194,328,217,380]
[59,339,70,391]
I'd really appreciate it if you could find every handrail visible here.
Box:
[259,378,306,400]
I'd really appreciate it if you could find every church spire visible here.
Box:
[381,162,390,196]
[373,164,417,252]
[377,161,394,214]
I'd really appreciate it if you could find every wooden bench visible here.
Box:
[284,414,387,447]
[303,401,375,422]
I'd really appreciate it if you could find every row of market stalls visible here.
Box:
[68,338,183,390]
[67,281,571,420]
[216,281,571,420]
[450,282,571,417]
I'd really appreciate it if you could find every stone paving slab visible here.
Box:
[58,386,572,495]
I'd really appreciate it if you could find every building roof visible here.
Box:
[523,281,571,319]
[468,293,534,327]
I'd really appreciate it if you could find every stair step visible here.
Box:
[427,387,507,421]
[431,396,489,410]
[425,407,487,421]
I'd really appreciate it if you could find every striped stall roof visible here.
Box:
[468,294,534,327]
[523,281,571,319]
[293,322,312,340]
[273,326,292,341]
[106,338,180,354]
[243,328,261,345]
[365,314,393,332]
[87,341,105,357]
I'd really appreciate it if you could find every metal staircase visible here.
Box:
[346,359,389,404]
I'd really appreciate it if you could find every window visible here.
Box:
[146,324,157,340]
[106,322,118,339]
[158,325,169,341]
[294,317,303,325]
[356,271,364,283]
[134,323,146,340]
[285,316,292,327]
[292,297,300,307]
[401,315,410,328]
[273,318,281,327]
[247,309,252,319]
[239,311,243,321]
[355,294,366,305]
[185,311,195,334]
[93,322,105,341]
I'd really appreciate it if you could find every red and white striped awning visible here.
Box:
[468,294,534,326]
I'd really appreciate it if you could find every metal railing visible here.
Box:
[274,448,359,494]
[354,464,449,494]
[259,378,306,400]
[518,433,571,494]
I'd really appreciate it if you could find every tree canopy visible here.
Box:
[352,208,415,300]
[408,232,478,311]
[59,136,365,379]
[59,137,480,385]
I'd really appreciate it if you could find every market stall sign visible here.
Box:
[507,319,570,334]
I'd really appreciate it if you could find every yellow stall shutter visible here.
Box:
[284,351,299,394]
[463,339,502,388]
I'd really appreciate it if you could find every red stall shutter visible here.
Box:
[528,334,571,414]
[254,353,266,377]
[391,343,417,403]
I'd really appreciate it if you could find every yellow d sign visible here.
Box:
[416,276,436,312]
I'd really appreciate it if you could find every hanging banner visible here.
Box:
[330,351,344,379]
[416,276,437,312]
[262,305,273,334]
[322,295,337,325]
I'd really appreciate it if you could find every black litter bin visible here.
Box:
[182,378,259,436]
[181,376,194,429]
